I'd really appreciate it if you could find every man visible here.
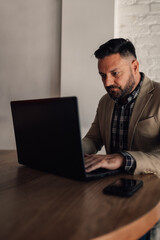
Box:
[82,38,160,177]
[82,38,160,240]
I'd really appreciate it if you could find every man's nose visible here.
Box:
[104,76,114,87]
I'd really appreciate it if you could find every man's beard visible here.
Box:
[105,73,136,101]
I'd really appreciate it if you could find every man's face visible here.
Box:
[98,53,139,101]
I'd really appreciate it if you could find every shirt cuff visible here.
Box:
[120,151,136,174]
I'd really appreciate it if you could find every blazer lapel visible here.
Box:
[128,75,154,150]
[105,97,115,153]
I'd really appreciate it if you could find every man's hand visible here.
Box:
[84,153,125,173]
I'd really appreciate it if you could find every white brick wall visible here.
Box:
[115,0,160,82]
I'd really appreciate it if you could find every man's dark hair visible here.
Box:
[94,38,137,59]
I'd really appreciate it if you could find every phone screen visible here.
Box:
[103,178,143,197]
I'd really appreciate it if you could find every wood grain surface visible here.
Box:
[0,150,160,240]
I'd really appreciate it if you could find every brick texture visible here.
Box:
[115,0,160,82]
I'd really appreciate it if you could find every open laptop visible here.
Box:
[11,97,120,180]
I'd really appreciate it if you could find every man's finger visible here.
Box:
[85,161,103,173]
[85,156,102,168]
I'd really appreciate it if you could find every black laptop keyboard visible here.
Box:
[86,167,121,178]
[89,168,109,174]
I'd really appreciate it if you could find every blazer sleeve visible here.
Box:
[127,150,160,177]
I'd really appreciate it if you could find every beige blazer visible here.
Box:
[82,74,160,176]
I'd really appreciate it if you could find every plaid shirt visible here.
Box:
[111,73,144,173]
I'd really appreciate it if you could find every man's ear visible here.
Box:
[132,59,139,74]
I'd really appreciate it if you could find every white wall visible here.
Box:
[2,0,160,149]
[0,0,160,149]
[1,0,115,149]
[61,0,115,138]
[115,0,160,83]
[0,0,61,149]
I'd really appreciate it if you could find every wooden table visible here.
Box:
[0,150,160,240]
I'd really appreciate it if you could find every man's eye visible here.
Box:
[113,72,119,76]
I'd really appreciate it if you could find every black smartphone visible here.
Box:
[103,178,143,197]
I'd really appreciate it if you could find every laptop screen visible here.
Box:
[11,97,86,180]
